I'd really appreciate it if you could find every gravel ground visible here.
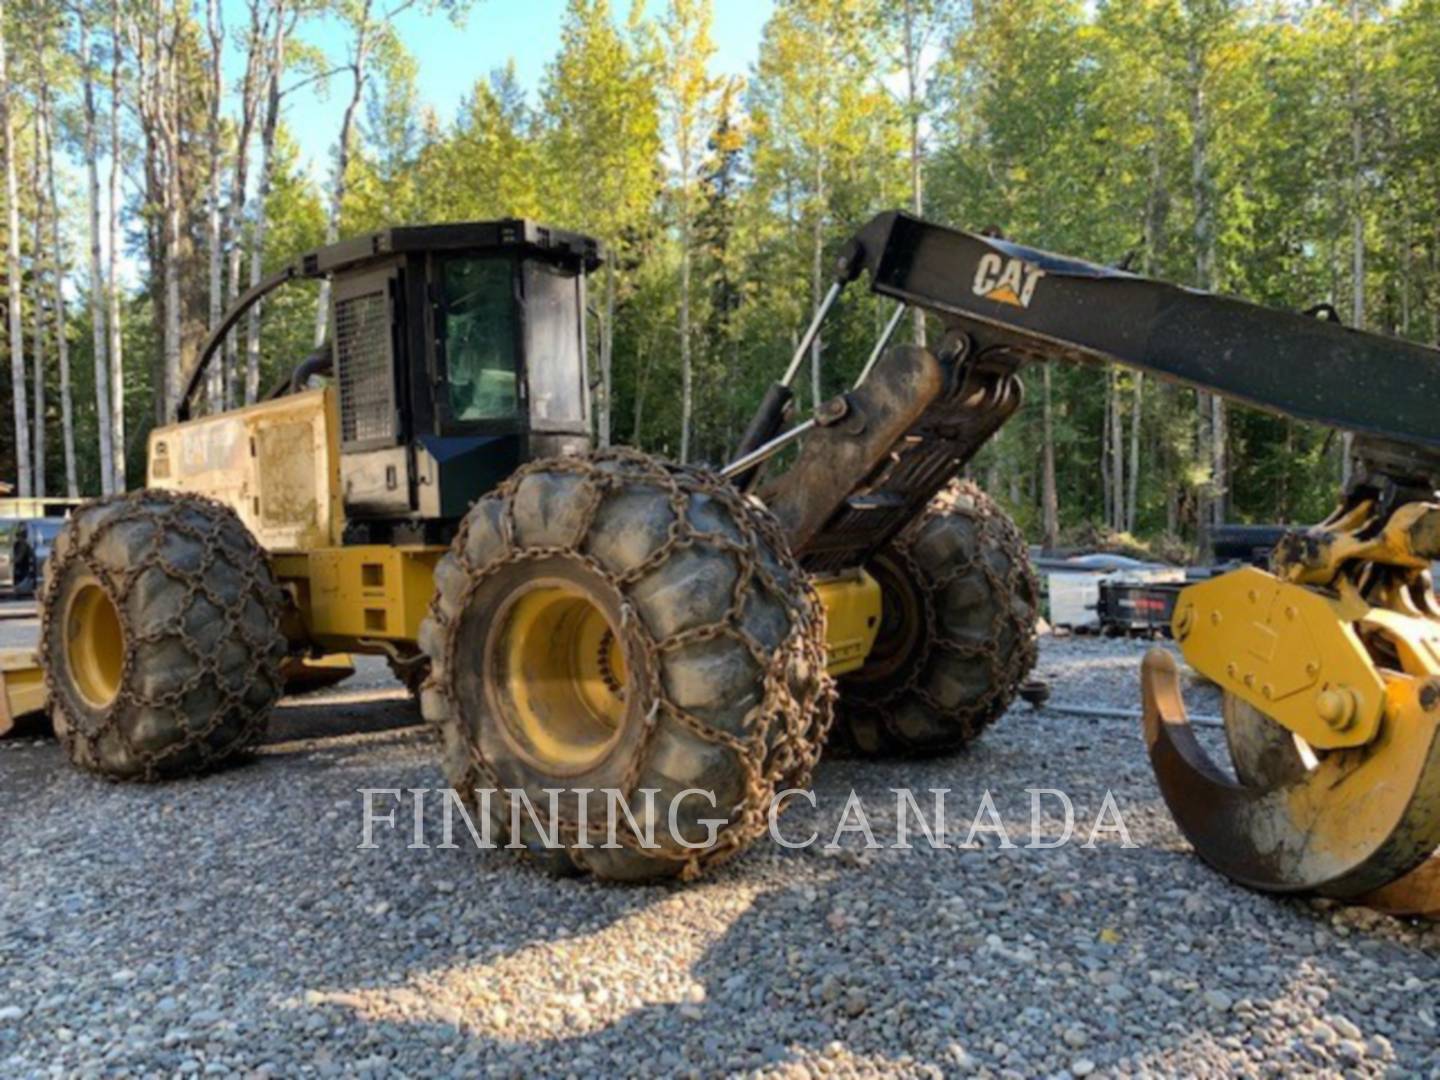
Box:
[3,634,1439,1079]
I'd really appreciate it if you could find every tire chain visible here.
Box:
[41,489,287,781]
[423,447,834,879]
[846,479,1038,750]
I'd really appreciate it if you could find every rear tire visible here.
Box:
[420,449,832,882]
[834,480,1038,756]
[40,491,287,781]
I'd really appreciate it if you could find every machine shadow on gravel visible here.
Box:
[292,840,1343,1076]
[288,862,971,1073]
[282,770,1250,1075]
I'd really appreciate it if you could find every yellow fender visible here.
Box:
[0,649,46,737]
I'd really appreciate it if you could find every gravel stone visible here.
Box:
[2,640,1439,1077]
[1204,989,1235,1012]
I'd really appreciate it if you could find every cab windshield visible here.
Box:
[441,257,519,423]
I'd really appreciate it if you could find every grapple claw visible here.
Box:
[1141,648,1440,899]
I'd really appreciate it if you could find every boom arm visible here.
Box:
[752,211,1440,573]
[851,211,1440,465]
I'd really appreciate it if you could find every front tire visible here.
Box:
[834,480,1038,756]
[420,449,832,882]
[40,491,287,781]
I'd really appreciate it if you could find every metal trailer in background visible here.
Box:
[1096,578,1187,635]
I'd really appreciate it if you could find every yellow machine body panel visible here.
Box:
[0,649,45,736]
[147,388,343,552]
[1171,565,1386,749]
[815,570,883,677]
[269,549,882,673]
[271,546,445,653]
[140,388,884,670]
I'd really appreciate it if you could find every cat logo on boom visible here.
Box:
[972,252,1045,308]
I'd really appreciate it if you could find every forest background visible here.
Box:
[1,0,1436,557]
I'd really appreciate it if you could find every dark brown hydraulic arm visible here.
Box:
[752,211,1440,574]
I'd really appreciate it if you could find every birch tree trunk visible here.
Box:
[38,50,77,496]
[678,210,692,462]
[600,264,614,447]
[0,0,30,498]
[902,0,925,347]
[79,16,114,496]
[246,4,287,404]
[1343,0,1364,489]
[1109,368,1124,532]
[107,0,125,488]
[204,0,224,411]
[662,2,716,463]
[1210,388,1226,527]
[1101,375,1113,527]
[809,152,825,411]
[223,3,268,409]
[1129,131,1162,536]
[1126,373,1143,534]
[1400,199,1412,337]
[314,0,373,349]
[162,17,182,422]
[672,63,690,461]
[1041,362,1058,550]
[1189,36,1222,550]
[132,3,180,423]
[30,107,45,498]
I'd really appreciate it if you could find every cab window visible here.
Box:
[441,257,518,422]
[523,261,586,427]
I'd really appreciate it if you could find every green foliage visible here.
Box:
[538,0,661,248]
[13,0,1440,559]
[241,0,1440,544]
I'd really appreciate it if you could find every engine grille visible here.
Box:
[336,290,394,444]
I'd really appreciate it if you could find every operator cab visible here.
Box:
[179,219,602,544]
[327,222,600,539]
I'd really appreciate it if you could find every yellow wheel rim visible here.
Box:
[65,581,125,709]
[490,579,629,775]
[850,554,923,683]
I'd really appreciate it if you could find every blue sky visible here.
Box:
[268,0,775,177]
